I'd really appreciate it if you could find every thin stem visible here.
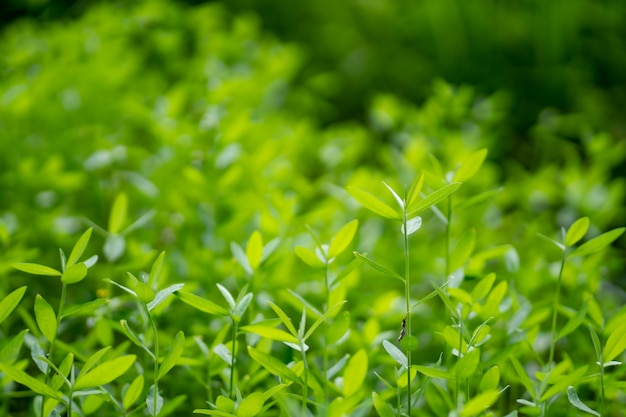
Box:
[403,209,412,416]
[41,284,68,417]
[230,319,237,399]
[445,196,452,278]
[147,309,159,417]
[599,353,605,416]
[548,252,567,370]
[301,340,309,417]
[322,261,330,402]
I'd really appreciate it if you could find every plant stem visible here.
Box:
[322,262,330,403]
[445,196,452,278]
[41,284,68,417]
[403,209,412,416]
[229,318,238,399]
[147,309,159,417]
[599,354,605,416]
[301,340,309,417]
[548,252,567,370]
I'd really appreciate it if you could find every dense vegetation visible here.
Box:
[0,1,625,417]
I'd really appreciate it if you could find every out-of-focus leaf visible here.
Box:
[407,182,462,216]
[108,193,128,234]
[565,217,589,247]
[328,220,359,258]
[570,228,625,258]
[0,286,27,325]
[13,263,61,277]
[347,186,401,220]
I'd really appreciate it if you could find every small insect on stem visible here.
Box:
[398,315,407,342]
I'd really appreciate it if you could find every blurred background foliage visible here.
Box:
[0,0,625,414]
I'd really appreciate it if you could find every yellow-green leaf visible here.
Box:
[13,263,61,277]
[604,321,626,362]
[123,375,144,410]
[158,331,185,380]
[294,246,325,268]
[108,193,128,234]
[570,227,625,258]
[565,217,589,247]
[372,392,396,417]
[246,231,263,271]
[407,182,462,217]
[343,349,368,397]
[177,291,229,316]
[240,324,299,345]
[34,295,57,343]
[66,228,93,268]
[454,148,488,182]
[347,186,401,220]
[406,172,425,211]
[450,229,476,272]
[460,389,499,416]
[0,286,27,325]
[0,363,63,400]
[74,355,136,390]
[237,392,265,417]
[480,366,500,392]
[248,346,302,385]
[328,220,359,259]
[61,262,88,284]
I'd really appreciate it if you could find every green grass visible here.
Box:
[0,1,625,416]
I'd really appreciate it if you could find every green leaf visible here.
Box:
[237,392,265,417]
[148,251,166,287]
[450,229,476,272]
[108,193,128,234]
[402,216,422,236]
[294,246,325,268]
[34,295,57,343]
[326,311,350,345]
[413,365,453,380]
[347,186,401,220]
[74,355,136,390]
[567,386,600,416]
[148,283,185,311]
[454,148,488,183]
[407,182,462,217]
[455,188,502,209]
[146,384,164,417]
[604,321,626,362]
[246,231,263,271]
[103,234,125,262]
[61,262,88,284]
[0,329,29,364]
[0,286,27,325]
[158,330,185,380]
[343,349,367,397]
[382,340,407,369]
[217,284,236,309]
[61,298,108,319]
[240,324,299,345]
[177,291,229,316]
[81,346,112,375]
[480,366,500,392]
[0,363,63,400]
[406,172,425,211]
[248,346,302,385]
[304,301,346,341]
[570,227,625,258]
[231,242,252,275]
[66,228,93,268]
[372,392,396,417]
[13,263,61,276]
[120,320,155,359]
[194,411,237,417]
[123,375,144,410]
[456,348,480,379]
[328,220,359,259]
[565,217,589,247]
[268,302,297,336]
[540,366,588,401]
[353,252,404,283]
[510,356,536,400]
[557,302,588,341]
[232,292,253,320]
[460,389,499,416]
[382,182,404,209]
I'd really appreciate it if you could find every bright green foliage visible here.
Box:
[34,295,57,343]
[74,355,136,390]
[0,286,27,325]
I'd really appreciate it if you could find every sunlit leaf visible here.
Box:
[148,283,184,311]
[217,284,236,309]
[246,231,264,271]
[0,363,63,400]
[372,392,396,417]
[237,392,265,417]
[343,349,368,397]
[413,364,453,380]
[401,216,422,236]
[407,182,462,216]
[480,366,500,392]
[406,172,425,211]
[382,340,407,369]
[13,263,61,277]
[148,251,166,287]
[570,227,625,258]
[353,252,404,283]
[347,186,401,220]
[0,286,27,325]
[240,324,299,345]
[460,389,499,416]
[34,295,57,343]
[604,321,626,362]
[0,329,29,364]
[66,228,93,268]
[454,148,488,182]
[61,262,88,284]
[295,246,325,268]
[108,193,128,234]
[557,302,588,341]
[177,291,228,316]
[248,346,302,385]
[75,355,136,390]
[565,217,589,247]
[268,302,297,336]
[123,375,144,410]
[146,384,164,417]
[231,242,252,275]
[328,220,359,258]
